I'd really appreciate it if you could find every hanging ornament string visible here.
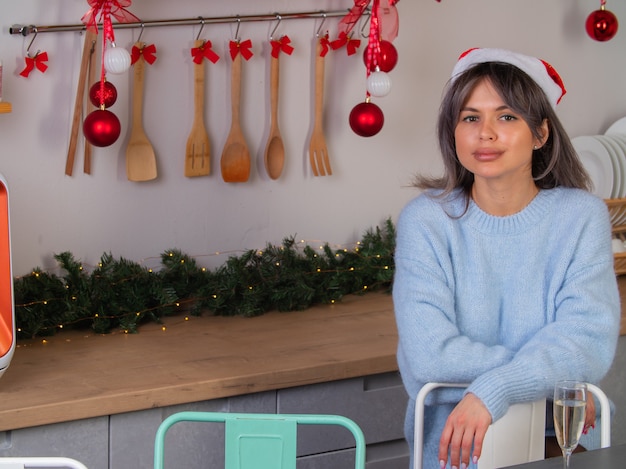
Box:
[131,43,158,65]
[364,0,382,93]
[190,41,219,64]
[270,35,294,58]
[81,0,140,108]
[229,39,254,61]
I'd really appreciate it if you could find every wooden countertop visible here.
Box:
[0,292,399,432]
[0,288,622,433]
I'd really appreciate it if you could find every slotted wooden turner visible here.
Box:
[185,39,211,177]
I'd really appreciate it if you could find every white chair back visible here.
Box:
[413,382,611,469]
[0,457,87,469]
[414,383,545,469]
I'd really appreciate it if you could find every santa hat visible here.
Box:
[451,47,566,108]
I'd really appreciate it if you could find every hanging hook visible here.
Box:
[270,14,282,41]
[137,23,145,43]
[315,12,328,38]
[26,27,39,57]
[233,16,242,42]
[360,11,371,38]
[196,17,205,41]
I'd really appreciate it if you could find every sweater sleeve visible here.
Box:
[393,197,516,401]
[466,202,620,421]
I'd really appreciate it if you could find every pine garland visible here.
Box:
[13,219,396,339]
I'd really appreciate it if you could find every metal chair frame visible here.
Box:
[154,411,366,469]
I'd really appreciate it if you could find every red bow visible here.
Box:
[229,39,254,61]
[330,32,361,56]
[81,0,140,42]
[270,36,294,58]
[131,43,157,65]
[191,41,220,64]
[319,34,331,57]
[20,52,49,77]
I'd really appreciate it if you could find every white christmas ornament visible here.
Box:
[366,70,392,97]
[104,46,131,74]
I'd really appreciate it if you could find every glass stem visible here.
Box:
[564,449,572,468]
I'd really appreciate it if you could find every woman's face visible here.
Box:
[454,78,547,185]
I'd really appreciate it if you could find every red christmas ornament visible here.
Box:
[89,80,118,108]
[349,101,384,137]
[363,40,398,73]
[83,109,121,147]
[586,8,618,41]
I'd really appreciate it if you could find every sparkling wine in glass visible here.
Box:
[553,381,587,468]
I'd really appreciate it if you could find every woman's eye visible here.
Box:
[461,115,478,122]
[501,114,517,121]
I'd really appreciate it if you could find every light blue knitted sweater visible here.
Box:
[393,187,620,469]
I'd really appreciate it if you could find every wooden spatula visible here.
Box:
[126,41,158,182]
[220,51,250,182]
[185,39,211,177]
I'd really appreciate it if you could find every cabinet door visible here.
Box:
[0,417,108,469]
[278,372,408,456]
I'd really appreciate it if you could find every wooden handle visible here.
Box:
[84,36,97,174]
[230,52,242,126]
[192,39,205,126]
[66,30,97,176]
[131,41,146,132]
[269,54,279,128]
[314,38,325,127]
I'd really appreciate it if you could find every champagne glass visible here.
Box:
[553,381,587,468]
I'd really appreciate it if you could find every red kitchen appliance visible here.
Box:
[0,173,14,377]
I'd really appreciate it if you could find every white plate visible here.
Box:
[572,135,613,198]
[605,116,626,136]
[596,135,622,198]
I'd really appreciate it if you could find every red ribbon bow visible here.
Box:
[270,36,294,58]
[131,43,157,65]
[20,52,49,77]
[330,32,361,56]
[229,39,254,61]
[319,34,331,57]
[81,0,140,42]
[340,0,370,36]
[190,41,220,64]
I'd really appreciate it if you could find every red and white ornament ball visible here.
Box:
[586,8,619,41]
[83,109,121,147]
[89,81,118,108]
[349,101,384,137]
[363,40,398,73]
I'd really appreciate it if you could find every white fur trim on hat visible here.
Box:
[451,47,566,108]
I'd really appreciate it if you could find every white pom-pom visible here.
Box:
[366,70,392,97]
[104,46,131,74]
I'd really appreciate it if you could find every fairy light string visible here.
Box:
[13,220,396,339]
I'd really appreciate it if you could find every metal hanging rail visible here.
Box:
[9,9,352,37]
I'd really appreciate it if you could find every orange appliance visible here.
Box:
[0,173,14,377]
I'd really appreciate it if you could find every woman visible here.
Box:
[393,48,620,469]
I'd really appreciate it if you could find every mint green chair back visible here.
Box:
[154,411,366,469]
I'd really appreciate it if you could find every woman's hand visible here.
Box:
[439,393,492,469]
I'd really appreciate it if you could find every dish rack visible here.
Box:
[606,198,626,275]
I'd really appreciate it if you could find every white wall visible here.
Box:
[1,0,625,276]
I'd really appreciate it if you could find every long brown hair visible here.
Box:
[414,62,591,204]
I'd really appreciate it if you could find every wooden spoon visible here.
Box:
[220,51,251,183]
[263,53,284,180]
[126,41,157,181]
